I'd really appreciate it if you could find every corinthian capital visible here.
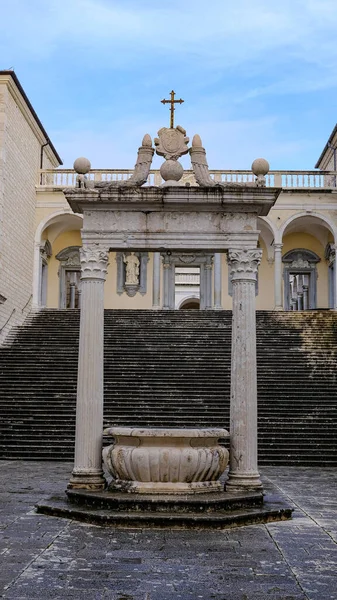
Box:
[228,248,262,282]
[80,245,109,281]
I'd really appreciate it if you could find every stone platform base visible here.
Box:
[36,484,293,529]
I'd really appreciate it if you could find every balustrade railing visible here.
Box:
[175,274,200,284]
[38,169,337,190]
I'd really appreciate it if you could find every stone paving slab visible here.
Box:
[0,462,336,599]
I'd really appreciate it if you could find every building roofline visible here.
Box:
[0,70,63,165]
[315,123,337,169]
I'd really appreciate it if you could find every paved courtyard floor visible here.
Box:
[0,461,336,600]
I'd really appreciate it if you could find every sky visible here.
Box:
[1,0,337,170]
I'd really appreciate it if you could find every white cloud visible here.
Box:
[2,0,335,171]
[2,0,337,72]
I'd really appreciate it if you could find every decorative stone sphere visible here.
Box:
[160,159,184,182]
[73,157,91,175]
[103,427,230,494]
[251,158,269,176]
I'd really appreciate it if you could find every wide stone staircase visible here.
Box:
[0,309,336,465]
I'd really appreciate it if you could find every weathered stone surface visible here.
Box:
[1,462,336,600]
[227,249,263,492]
[103,427,229,494]
[68,244,109,491]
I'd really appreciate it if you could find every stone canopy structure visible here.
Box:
[64,125,281,496]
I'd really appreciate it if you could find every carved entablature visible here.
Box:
[282,249,321,270]
[116,252,149,297]
[179,254,197,264]
[56,246,81,270]
[161,252,213,267]
[227,249,262,282]
[80,245,109,281]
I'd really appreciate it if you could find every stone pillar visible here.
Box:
[226,248,263,492]
[213,253,222,309]
[162,255,174,309]
[204,256,213,309]
[152,252,161,309]
[68,244,109,490]
[274,243,283,310]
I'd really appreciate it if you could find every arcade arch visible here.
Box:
[178,297,200,310]
[33,211,83,308]
[280,213,336,310]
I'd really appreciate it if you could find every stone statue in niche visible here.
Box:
[123,252,140,285]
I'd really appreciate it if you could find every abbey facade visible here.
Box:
[1,70,337,343]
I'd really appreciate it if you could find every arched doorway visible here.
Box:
[179,298,200,310]
[282,249,320,310]
[280,213,336,310]
[33,211,83,308]
[55,246,81,308]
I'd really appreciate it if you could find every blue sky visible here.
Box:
[1,0,337,169]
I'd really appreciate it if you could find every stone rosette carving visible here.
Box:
[103,427,229,494]
[227,249,262,282]
[80,245,109,280]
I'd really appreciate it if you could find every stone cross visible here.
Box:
[161,90,184,128]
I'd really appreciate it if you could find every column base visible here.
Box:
[226,472,263,493]
[68,469,106,491]
[274,305,284,311]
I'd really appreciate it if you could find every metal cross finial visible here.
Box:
[161,90,184,128]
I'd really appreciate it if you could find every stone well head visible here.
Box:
[103,427,230,495]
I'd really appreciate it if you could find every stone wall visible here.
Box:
[0,78,59,343]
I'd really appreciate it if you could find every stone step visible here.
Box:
[1,308,337,464]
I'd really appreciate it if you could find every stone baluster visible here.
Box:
[273,243,283,310]
[68,244,109,490]
[226,248,263,492]
[213,253,222,309]
[152,252,161,309]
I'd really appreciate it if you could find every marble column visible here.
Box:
[204,256,213,309]
[152,252,161,309]
[213,253,222,309]
[274,243,283,310]
[162,255,174,309]
[226,248,263,492]
[68,244,109,490]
